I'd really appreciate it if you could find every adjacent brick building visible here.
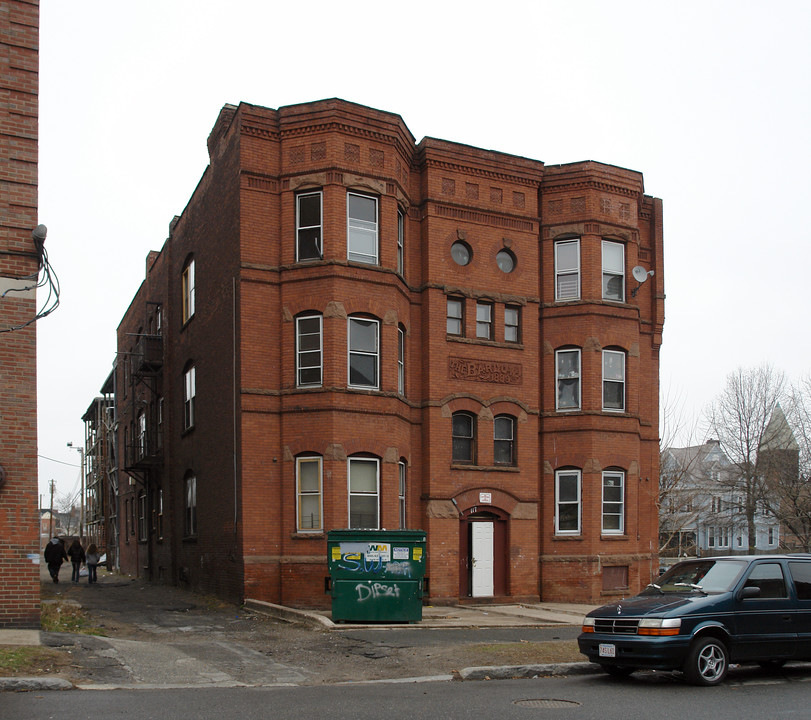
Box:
[0,0,41,628]
[110,98,665,607]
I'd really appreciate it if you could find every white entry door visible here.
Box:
[471,521,494,597]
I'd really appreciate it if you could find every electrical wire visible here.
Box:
[0,241,61,332]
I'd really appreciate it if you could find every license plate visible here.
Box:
[598,643,616,658]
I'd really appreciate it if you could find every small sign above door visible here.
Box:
[479,492,492,504]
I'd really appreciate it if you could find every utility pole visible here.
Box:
[67,442,85,541]
[49,478,55,537]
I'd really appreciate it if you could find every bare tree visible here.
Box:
[706,364,786,553]
[763,377,811,551]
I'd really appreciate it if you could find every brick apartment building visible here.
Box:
[109,98,664,607]
[0,0,41,628]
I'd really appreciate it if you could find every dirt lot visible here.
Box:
[7,570,583,687]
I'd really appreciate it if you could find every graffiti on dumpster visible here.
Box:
[383,561,413,577]
[355,582,401,602]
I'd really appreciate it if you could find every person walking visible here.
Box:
[67,538,85,583]
[85,543,100,584]
[44,537,68,583]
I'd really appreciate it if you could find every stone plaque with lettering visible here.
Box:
[449,357,522,385]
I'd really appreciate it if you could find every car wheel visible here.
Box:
[600,664,636,677]
[683,637,728,686]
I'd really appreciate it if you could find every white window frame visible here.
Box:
[602,240,625,302]
[296,191,323,261]
[447,297,464,336]
[556,348,581,411]
[183,365,196,430]
[348,457,380,529]
[347,192,378,264]
[397,209,404,276]
[504,305,520,343]
[555,469,581,535]
[182,258,195,323]
[602,471,625,535]
[296,314,323,387]
[555,239,580,300]
[476,301,493,340]
[296,456,323,532]
[399,461,407,530]
[397,326,405,396]
[602,349,626,412]
[494,415,515,466]
[347,317,380,389]
[185,474,197,537]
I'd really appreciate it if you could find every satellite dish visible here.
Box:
[632,266,649,283]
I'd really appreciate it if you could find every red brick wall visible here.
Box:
[0,0,40,628]
[113,99,664,608]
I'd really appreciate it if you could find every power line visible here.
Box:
[38,454,80,467]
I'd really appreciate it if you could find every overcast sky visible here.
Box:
[35,0,811,504]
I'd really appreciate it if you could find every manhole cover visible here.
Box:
[514,699,581,709]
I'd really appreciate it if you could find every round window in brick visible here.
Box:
[497,248,516,273]
[451,241,472,266]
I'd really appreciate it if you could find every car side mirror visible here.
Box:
[737,586,761,601]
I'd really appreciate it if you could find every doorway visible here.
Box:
[461,509,507,598]
[471,521,494,597]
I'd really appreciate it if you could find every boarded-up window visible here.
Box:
[603,566,629,591]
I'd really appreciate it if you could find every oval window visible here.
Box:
[496,249,516,273]
[451,241,472,266]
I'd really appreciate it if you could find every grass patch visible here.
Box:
[41,600,103,635]
[465,640,584,665]
[0,646,66,676]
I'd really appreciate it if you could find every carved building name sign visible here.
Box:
[448,357,522,385]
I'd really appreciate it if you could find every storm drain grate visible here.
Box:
[514,699,581,709]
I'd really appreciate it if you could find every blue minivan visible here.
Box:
[578,555,811,685]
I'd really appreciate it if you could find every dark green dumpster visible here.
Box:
[327,529,427,623]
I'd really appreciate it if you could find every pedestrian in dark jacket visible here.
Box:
[67,538,85,583]
[44,537,68,583]
[85,543,100,584]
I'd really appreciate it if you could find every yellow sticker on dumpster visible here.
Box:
[413,547,423,562]
[331,546,341,561]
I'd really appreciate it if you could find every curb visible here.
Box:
[459,661,598,681]
[243,599,335,629]
[0,676,74,692]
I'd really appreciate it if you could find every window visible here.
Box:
[602,240,625,301]
[184,474,197,537]
[296,191,322,261]
[602,471,624,534]
[182,258,195,323]
[556,349,581,411]
[347,192,378,264]
[399,461,407,529]
[555,470,581,534]
[496,248,515,273]
[397,209,404,275]
[602,350,625,411]
[743,562,787,599]
[157,397,164,449]
[451,241,471,266]
[137,410,146,458]
[296,456,322,532]
[183,364,196,430]
[447,297,464,336]
[397,326,405,396]
[348,317,379,389]
[348,457,379,529]
[504,306,520,343]
[603,566,629,591]
[494,415,515,465]
[555,239,579,300]
[788,562,811,600]
[768,526,778,545]
[156,488,164,540]
[452,412,475,464]
[476,302,493,340]
[296,314,322,387]
[155,305,162,334]
[138,492,147,541]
